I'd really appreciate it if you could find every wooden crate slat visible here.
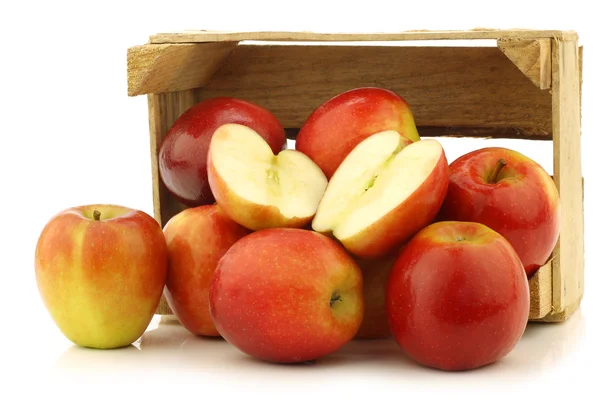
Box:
[544,38,584,322]
[128,42,238,96]
[498,38,551,90]
[148,29,578,44]
[193,44,551,138]
[528,261,552,319]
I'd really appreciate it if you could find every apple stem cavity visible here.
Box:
[456,236,467,242]
[489,158,507,183]
[330,293,342,308]
[93,210,101,221]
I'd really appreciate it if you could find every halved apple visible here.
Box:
[207,123,328,231]
[312,130,449,259]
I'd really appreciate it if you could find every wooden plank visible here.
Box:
[285,126,553,141]
[128,42,238,96]
[498,39,551,89]
[543,38,584,322]
[528,261,553,319]
[194,45,552,137]
[149,29,578,44]
[147,90,199,227]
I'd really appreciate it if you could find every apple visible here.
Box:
[162,205,251,337]
[207,123,328,231]
[296,87,420,179]
[311,130,449,259]
[386,221,530,371]
[354,250,399,339]
[34,205,168,349]
[209,228,364,363]
[436,147,560,278]
[159,97,287,207]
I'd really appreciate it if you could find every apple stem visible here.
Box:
[93,210,101,221]
[330,293,342,308]
[489,158,507,183]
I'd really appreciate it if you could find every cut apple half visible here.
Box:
[207,123,328,231]
[312,130,449,259]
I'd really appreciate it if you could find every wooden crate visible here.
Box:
[126,29,584,323]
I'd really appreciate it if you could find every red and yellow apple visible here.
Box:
[34,205,168,349]
[162,205,251,337]
[354,250,399,339]
[437,147,560,278]
[159,97,287,207]
[207,123,328,231]
[386,221,530,371]
[209,228,364,363]
[312,131,449,259]
[296,87,420,179]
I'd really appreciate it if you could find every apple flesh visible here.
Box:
[296,87,420,179]
[312,130,449,259]
[209,228,364,364]
[207,123,328,231]
[437,147,560,278]
[159,97,287,207]
[162,205,251,337]
[386,221,530,371]
[34,205,168,349]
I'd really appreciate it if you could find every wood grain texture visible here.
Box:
[148,29,577,44]
[543,38,584,322]
[194,44,552,136]
[128,42,238,96]
[528,261,553,320]
[498,38,551,89]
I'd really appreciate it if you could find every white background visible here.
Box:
[1,1,598,398]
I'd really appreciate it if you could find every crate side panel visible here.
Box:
[528,261,552,319]
[195,45,552,138]
[545,39,584,321]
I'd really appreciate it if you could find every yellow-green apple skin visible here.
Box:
[163,205,251,336]
[34,205,168,349]
[296,87,420,179]
[437,147,560,278]
[209,228,364,363]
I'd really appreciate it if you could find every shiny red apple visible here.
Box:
[162,205,251,336]
[386,221,530,371]
[209,228,364,363]
[437,147,560,277]
[296,87,420,179]
[158,97,287,207]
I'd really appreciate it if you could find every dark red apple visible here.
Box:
[158,97,287,207]
[386,221,530,371]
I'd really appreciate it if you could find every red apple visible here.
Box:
[296,87,420,179]
[159,97,287,207]
[209,228,364,363]
[34,205,168,349]
[354,250,399,339]
[207,123,328,231]
[387,221,530,371]
[162,205,251,337]
[437,147,560,277]
[312,131,449,259]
